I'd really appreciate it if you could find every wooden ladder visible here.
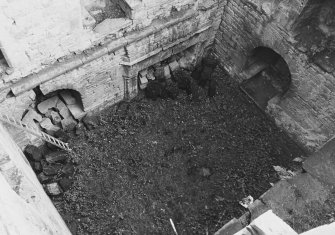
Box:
[0,114,72,152]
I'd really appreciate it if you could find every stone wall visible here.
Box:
[0,0,222,148]
[0,0,89,79]
[0,123,71,234]
[214,0,335,152]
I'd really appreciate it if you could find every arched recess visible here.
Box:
[240,46,292,110]
[34,88,85,131]
[39,81,88,111]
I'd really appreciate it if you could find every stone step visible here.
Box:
[260,173,333,231]
[216,170,335,234]
[303,138,335,186]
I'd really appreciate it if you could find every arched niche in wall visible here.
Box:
[31,88,85,132]
[240,46,292,110]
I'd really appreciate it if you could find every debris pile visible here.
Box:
[140,53,220,101]
[22,90,85,134]
[24,144,75,196]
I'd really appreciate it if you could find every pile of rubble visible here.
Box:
[139,53,219,101]
[21,90,101,196]
[22,90,85,135]
[24,144,75,196]
[23,113,100,196]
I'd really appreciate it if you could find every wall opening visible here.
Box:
[240,47,291,110]
[81,0,132,31]
[24,89,85,135]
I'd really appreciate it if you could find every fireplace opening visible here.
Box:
[240,47,291,110]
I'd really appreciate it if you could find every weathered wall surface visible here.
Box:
[0,123,71,234]
[0,0,91,79]
[0,0,221,84]
[0,0,222,148]
[214,0,335,152]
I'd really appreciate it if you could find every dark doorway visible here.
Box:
[240,47,291,110]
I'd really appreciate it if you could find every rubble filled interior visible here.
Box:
[1,0,335,234]
[17,54,306,234]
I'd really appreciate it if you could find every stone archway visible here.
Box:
[32,89,85,133]
[240,46,292,110]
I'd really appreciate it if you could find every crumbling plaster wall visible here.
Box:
[0,0,223,148]
[214,0,335,152]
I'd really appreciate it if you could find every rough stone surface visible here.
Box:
[260,172,334,227]
[82,115,99,130]
[31,161,42,173]
[22,109,42,124]
[59,178,73,191]
[40,118,60,133]
[0,0,222,147]
[164,65,171,79]
[43,163,62,176]
[303,139,335,186]
[50,111,62,125]
[24,145,43,161]
[45,183,63,196]
[139,72,148,90]
[169,61,180,72]
[61,162,75,177]
[67,104,85,120]
[45,151,68,164]
[214,0,335,152]
[75,123,85,136]
[260,180,303,221]
[61,117,77,131]
[37,96,60,114]
[312,50,335,73]
[38,172,52,183]
[53,129,70,143]
[57,100,72,119]
[60,91,77,105]
[288,173,332,202]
